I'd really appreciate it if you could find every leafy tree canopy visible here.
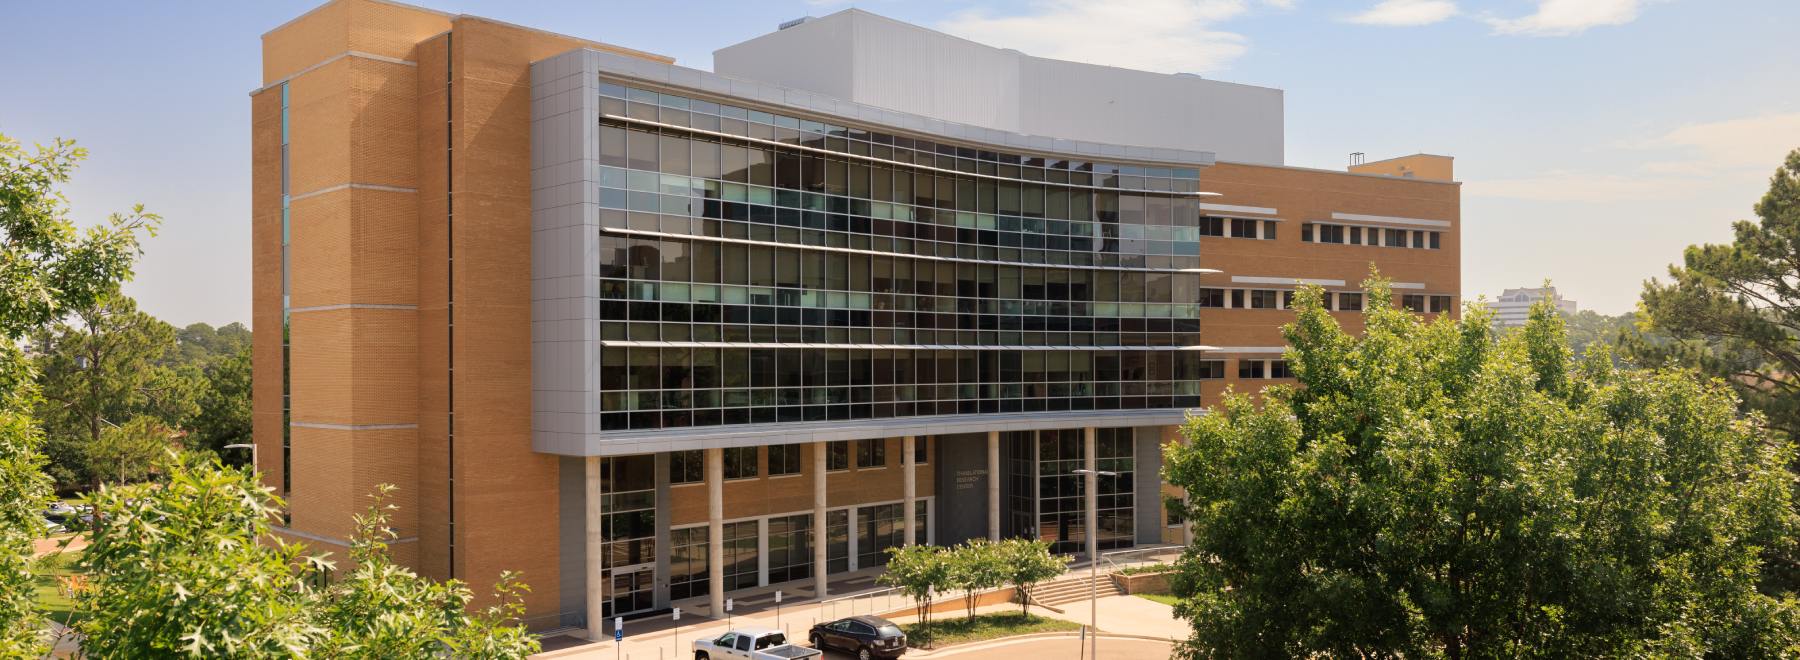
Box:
[75,454,540,658]
[996,538,1067,617]
[31,293,201,489]
[1627,147,1800,592]
[1629,148,1800,439]
[0,133,156,654]
[1166,276,1799,658]
[881,544,952,627]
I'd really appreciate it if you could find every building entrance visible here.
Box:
[1002,428,1137,556]
[608,563,656,616]
[600,455,657,618]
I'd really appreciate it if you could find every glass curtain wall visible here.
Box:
[855,503,905,568]
[668,526,708,600]
[594,80,1215,433]
[1002,428,1136,555]
[766,513,813,584]
[722,520,760,591]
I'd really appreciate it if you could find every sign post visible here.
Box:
[672,608,682,658]
[726,598,734,629]
[613,617,623,660]
[775,590,783,630]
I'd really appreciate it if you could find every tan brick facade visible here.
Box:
[254,0,676,621]
[1198,161,1461,405]
[667,439,939,527]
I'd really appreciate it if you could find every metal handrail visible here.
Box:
[1099,544,1183,574]
[818,585,912,621]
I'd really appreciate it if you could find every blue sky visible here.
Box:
[2,0,1796,325]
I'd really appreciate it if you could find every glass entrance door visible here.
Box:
[600,455,657,618]
[606,563,656,618]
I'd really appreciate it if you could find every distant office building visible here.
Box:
[1491,287,1577,327]
[252,0,1461,633]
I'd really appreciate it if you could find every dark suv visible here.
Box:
[808,615,907,660]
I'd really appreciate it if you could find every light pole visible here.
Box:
[1073,467,1116,660]
[223,443,256,470]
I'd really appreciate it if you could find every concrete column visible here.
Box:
[1084,427,1098,562]
[813,441,829,599]
[902,436,917,546]
[584,457,603,640]
[847,507,859,571]
[987,430,1001,541]
[706,447,724,617]
[653,452,672,610]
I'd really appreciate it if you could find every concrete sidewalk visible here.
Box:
[1041,594,1185,640]
[534,584,1187,659]
[534,568,909,659]
[531,556,1189,659]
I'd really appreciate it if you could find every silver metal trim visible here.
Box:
[1200,202,1278,216]
[1229,276,1346,287]
[1328,212,1452,228]
[1208,346,1287,354]
[290,422,421,431]
[287,303,419,313]
[289,182,419,203]
[272,525,420,547]
[599,340,1217,351]
[533,407,1204,456]
[601,113,1225,198]
[599,227,1221,274]
[250,51,418,96]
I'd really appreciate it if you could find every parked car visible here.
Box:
[809,615,907,660]
[692,627,821,660]
[43,501,75,524]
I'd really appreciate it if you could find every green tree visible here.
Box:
[77,454,541,658]
[1628,148,1800,439]
[996,539,1067,617]
[1562,309,1636,359]
[76,453,324,657]
[313,485,538,658]
[85,416,178,486]
[946,538,1008,619]
[32,293,200,489]
[1164,278,1800,658]
[0,133,157,654]
[170,322,252,368]
[188,345,252,463]
[881,544,951,628]
[1627,148,1800,592]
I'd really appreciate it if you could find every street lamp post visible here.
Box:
[223,443,256,469]
[1073,467,1117,660]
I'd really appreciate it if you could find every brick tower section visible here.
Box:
[253,0,672,621]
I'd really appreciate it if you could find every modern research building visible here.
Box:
[251,0,1461,633]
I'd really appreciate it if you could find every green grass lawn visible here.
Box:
[901,611,1080,648]
[31,550,83,626]
[1136,593,1180,607]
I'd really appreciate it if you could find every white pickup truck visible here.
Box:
[691,627,822,660]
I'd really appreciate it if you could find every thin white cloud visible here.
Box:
[1347,0,1458,27]
[1487,0,1643,36]
[1465,172,1699,203]
[1468,112,1800,203]
[936,0,1261,75]
[1639,112,1800,175]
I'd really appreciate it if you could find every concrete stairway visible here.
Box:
[1029,574,1122,607]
